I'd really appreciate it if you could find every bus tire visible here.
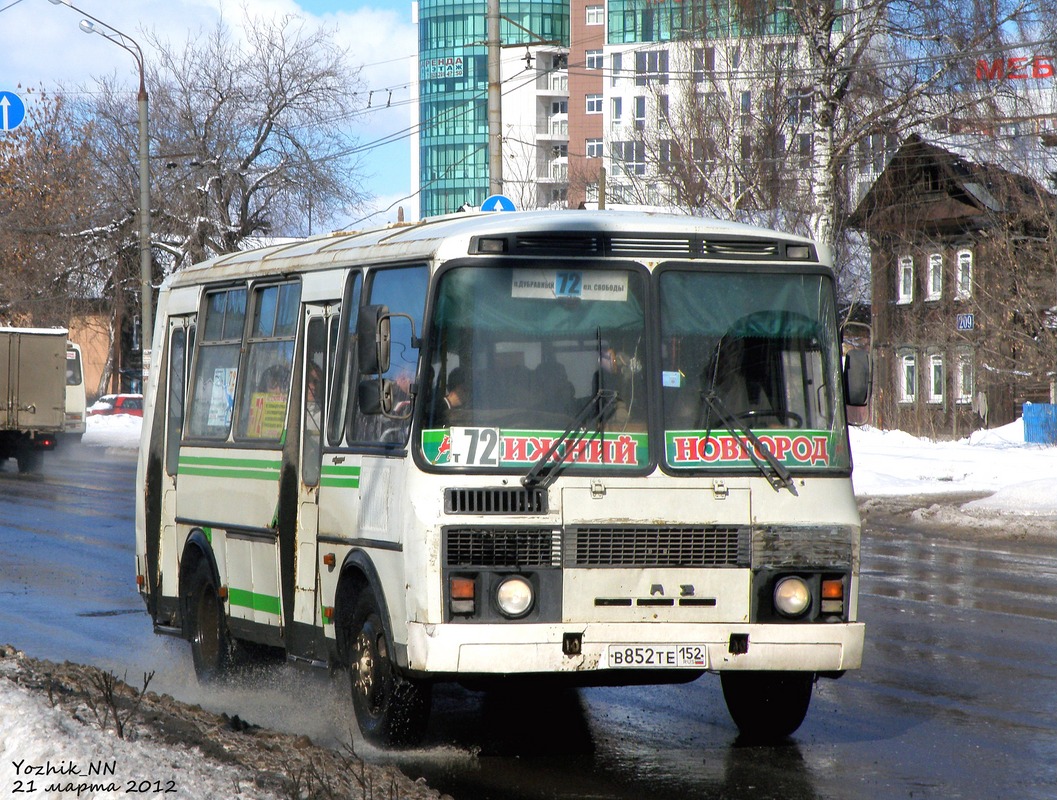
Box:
[186,559,238,682]
[720,670,814,741]
[16,449,42,474]
[345,591,431,747]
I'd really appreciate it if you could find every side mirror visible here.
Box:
[357,304,391,375]
[843,348,872,407]
[358,377,394,415]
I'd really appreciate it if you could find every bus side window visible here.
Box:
[188,287,246,439]
[331,270,363,446]
[236,282,301,441]
[302,317,327,486]
[352,265,428,445]
[165,324,189,475]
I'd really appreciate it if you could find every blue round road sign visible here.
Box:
[481,194,516,212]
[0,91,26,132]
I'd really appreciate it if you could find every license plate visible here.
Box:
[606,644,708,668]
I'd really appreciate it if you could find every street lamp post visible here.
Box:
[49,0,152,389]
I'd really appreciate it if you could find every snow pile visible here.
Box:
[81,414,142,451]
[0,675,279,800]
[849,420,1057,515]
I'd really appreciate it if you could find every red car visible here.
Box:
[87,393,144,417]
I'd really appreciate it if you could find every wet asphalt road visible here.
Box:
[1,443,1056,799]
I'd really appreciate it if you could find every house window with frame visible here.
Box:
[897,255,913,304]
[586,94,603,114]
[586,50,603,71]
[927,253,943,300]
[635,49,669,85]
[692,47,714,83]
[633,96,646,130]
[899,352,916,403]
[928,353,944,404]
[956,248,973,299]
[586,5,604,25]
[586,138,603,158]
[614,140,645,176]
[611,52,623,86]
[955,351,973,404]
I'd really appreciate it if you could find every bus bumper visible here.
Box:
[404,621,864,675]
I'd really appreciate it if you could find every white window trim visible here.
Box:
[897,256,913,304]
[586,5,604,25]
[586,50,603,70]
[586,94,603,114]
[899,352,916,403]
[955,352,973,404]
[955,248,973,299]
[927,252,943,301]
[928,353,944,404]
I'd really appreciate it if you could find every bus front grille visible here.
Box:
[445,527,561,567]
[445,487,548,515]
[565,525,750,568]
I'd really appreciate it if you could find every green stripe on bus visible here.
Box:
[227,588,281,616]
[179,466,281,481]
[320,464,360,489]
[178,455,281,481]
[179,456,282,469]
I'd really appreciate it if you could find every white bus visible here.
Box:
[65,342,87,440]
[135,210,870,745]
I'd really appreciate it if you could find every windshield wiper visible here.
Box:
[521,389,617,491]
[700,392,799,496]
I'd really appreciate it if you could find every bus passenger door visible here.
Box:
[292,305,338,653]
[160,317,194,609]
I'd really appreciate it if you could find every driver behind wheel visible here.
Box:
[703,336,772,420]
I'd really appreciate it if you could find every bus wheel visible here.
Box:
[345,592,431,747]
[186,560,237,682]
[16,449,42,474]
[720,670,814,742]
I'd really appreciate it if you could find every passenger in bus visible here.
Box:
[534,359,575,419]
[259,364,289,396]
[592,344,631,428]
[438,366,470,427]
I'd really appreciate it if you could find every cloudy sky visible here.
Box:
[0,0,417,227]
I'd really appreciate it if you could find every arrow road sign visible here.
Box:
[0,92,26,132]
[481,194,516,212]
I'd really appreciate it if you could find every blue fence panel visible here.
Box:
[1023,404,1057,444]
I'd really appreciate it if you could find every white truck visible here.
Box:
[0,327,68,473]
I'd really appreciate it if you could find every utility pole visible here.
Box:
[486,0,502,196]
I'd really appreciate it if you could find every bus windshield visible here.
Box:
[659,268,850,472]
[420,263,849,474]
[422,263,649,469]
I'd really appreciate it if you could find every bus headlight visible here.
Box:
[773,576,812,618]
[496,576,534,618]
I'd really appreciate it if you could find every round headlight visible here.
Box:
[496,576,534,618]
[774,576,812,618]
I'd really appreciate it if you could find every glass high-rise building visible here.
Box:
[413,1,569,218]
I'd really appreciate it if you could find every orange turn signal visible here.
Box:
[821,579,844,599]
[450,577,476,600]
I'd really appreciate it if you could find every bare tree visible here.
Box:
[785,0,1043,248]
[611,0,1046,294]
[0,88,107,325]
[87,10,369,269]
